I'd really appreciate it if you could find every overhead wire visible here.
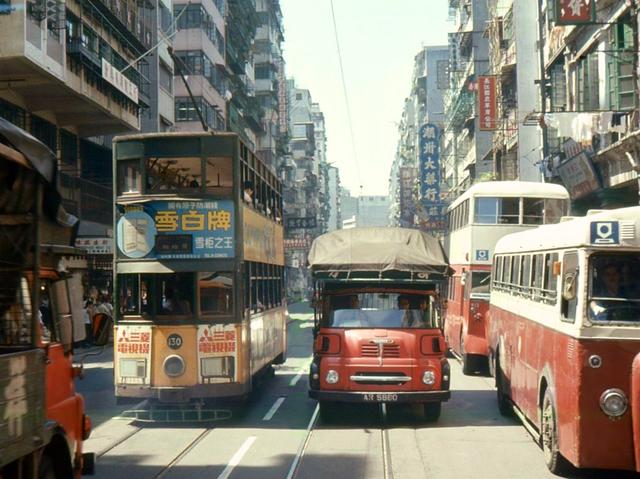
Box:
[329,0,363,194]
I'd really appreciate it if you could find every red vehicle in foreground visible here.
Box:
[307,228,452,421]
[0,118,109,478]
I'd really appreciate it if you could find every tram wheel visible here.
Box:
[39,454,57,479]
[423,402,441,422]
[541,389,570,475]
[495,356,511,417]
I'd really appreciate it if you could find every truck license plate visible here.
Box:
[363,393,398,402]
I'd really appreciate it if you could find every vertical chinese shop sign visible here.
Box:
[478,75,497,131]
[419,123,446,232]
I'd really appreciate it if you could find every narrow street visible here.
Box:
[77,304,639,479]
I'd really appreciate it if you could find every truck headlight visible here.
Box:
[600,388,627,417]
[326,369,339,384]
[422,370,436,385]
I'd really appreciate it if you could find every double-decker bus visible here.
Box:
[442,181,569,374]
[112,132,286,409]
[308,228,452,421]
[489,207,640,474]
[0,117,109,478]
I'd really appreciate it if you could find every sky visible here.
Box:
[280,0,450,197]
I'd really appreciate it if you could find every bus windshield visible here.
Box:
[325,293,434,329]
[588,253,640,323]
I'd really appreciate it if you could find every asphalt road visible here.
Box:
[76,303,640,478]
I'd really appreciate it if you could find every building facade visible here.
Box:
[357,195,390,227]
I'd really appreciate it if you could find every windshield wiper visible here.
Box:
[590,297,640,303]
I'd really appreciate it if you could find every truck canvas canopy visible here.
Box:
[308,228,452,281]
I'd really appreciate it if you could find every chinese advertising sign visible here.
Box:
[116,200,235,260]
[285,217,317,230]
[419,124,447,233]
[399,167,417,227]
[197,324,239,383]
[115,325,152,385]
[555,0,595,25]
[478,75,497,131]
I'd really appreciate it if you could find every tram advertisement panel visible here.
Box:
[242,206,284,265]
[115,325,152,385]
[197,324,239,383]
[116,200,235,259]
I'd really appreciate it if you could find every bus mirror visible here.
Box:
[92,313,112,347]
[460,271,467,286]
[562,272,577,301]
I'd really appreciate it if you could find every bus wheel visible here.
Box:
[461,336,474,375]
[495,356,511,416]
[423,402,441,422]
[541,389,569,474]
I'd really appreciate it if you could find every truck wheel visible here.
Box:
[423,402,441,422]
[541,389,570,474]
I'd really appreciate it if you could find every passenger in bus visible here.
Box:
[243,181,254,205]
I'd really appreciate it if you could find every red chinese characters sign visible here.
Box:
[198,328,236,354]
[117,329,151,354]
[555,0,595,25]
[478,75,497,131]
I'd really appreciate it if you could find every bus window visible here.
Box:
[560,251,579,322]
[156,273,194,316]
[533,254,544,294]
[523,198,544,225]
[543,198,568,224]
[470,271,490,298]
[117,160,142,195]
[199,272,233,316]
[522,255,532,291]
[146,157,202,192]
[474,197,518,224]
[543,253,559,302]
[119,275,140,314]
[204,157,232,194]
[588,253,640,323]
[511,255,521,289]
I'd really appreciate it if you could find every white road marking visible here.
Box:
[289,372,304,386]
[263,396,286,421]
[217,436,257,479]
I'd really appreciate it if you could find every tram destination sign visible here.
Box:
[116,200,235,260]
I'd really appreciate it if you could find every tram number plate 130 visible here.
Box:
[363,393,398,402]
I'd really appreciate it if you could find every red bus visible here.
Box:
[443,181,569,374]
[308,228,451,421]
[489,207,640,474]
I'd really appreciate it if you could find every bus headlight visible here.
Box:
[422,370,436,385]
[600,388,627,417]
[163,355,186,378]
[326,370,339,384]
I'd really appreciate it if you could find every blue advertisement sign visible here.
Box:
[116,200,235,259]
[419,123,446,231]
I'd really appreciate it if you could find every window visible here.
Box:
[159,61,173,93]
[246,262,284,314]
[576,52,599,111]
[502,256,511,284]
[145,157,202,192]
[543,253,558,301]
[588,253,640,323]
[522,255,532,289]
[533,254,544,291]
[608,18,635,111]
[474,197,519,224]
[60,129,78,168]
[117,160,142,195]
[156,273,194,316]
[549,61,567,112]
[199,272,233,316]
[511,254,521,287]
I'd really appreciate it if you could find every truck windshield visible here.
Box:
[325,292,433,329]
[588,253,640,324]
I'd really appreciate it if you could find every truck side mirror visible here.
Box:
[92,313,112,347]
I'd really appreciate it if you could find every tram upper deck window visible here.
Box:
[523,198,567,225]
[146,157,202,193]
[588,254,640,323]
[204,157,233,195]
[117,160,142,195]
[199,272,234,316]
[474,197,519,224]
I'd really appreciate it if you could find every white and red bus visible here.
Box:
[489,207,640,474]
[443,181,569,374]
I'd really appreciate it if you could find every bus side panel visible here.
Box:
[443,267,464,354]
[249,307,286,376]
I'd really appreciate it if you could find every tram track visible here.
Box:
[152,427,214,479]
[288,402,398,479]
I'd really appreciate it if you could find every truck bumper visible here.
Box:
[308,389,450,404]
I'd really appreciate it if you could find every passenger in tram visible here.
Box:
[243,181,254,205]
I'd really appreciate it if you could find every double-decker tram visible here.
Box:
[489,207,640,474]
[113,132,286,413]
[442,181,569,374]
